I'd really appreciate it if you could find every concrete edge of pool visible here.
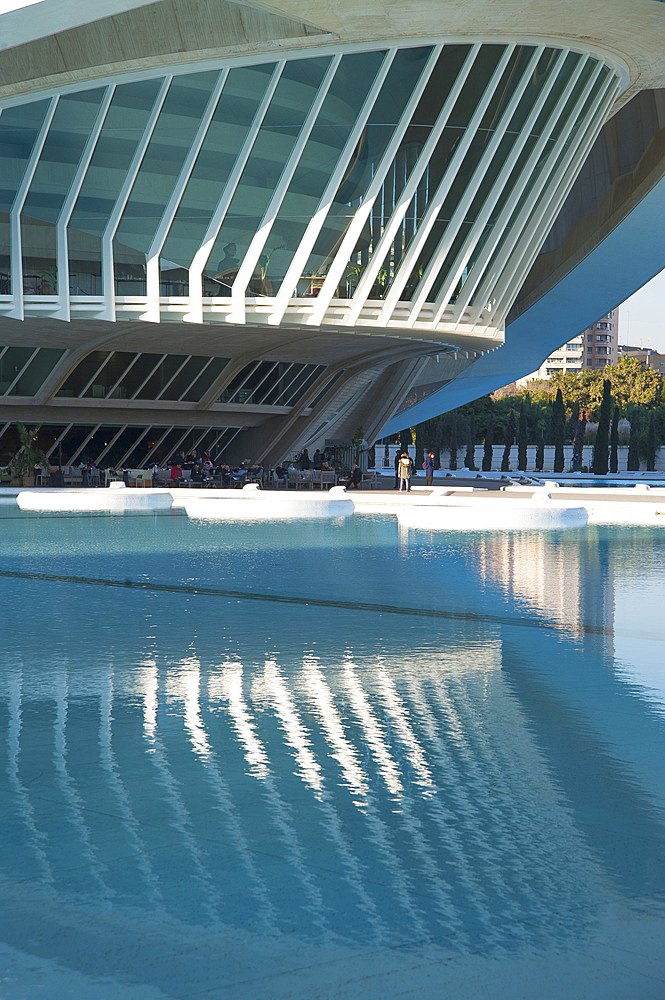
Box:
[3,481,665,527]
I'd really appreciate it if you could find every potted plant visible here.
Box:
[9,424,51,486]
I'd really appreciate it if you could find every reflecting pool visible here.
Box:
[1,509,664,998]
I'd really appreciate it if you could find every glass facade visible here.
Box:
[0,41,617,330]
[55,351,230,403]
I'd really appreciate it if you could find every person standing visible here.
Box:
[397,452,413,492]
[424,450,435,486]
[394,449,402,489]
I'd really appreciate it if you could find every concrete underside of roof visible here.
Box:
[0,313,482,463]
[1,0,664,109]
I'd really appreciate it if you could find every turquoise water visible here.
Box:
[1,508,665,998]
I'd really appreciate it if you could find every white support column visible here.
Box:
[186,62,285,325]
[9,96,58,321]
[268,49,396,327]
[470,63,610,329]
[431,47,566,327]
[228,55,341,325]
[144,70,229,323]
[376,46,515,327]
[345,44,481,328]
[405,47,542,329]
[309,45,443,328]
[101,77,172,321]
[491,73,619,332]
[452,53,588,323]
[56,86,115,321]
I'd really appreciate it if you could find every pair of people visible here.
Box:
[396,452,414,491]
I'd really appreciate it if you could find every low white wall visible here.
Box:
[433,445,665,473]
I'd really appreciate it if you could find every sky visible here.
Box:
[0,0,43,11]
[619,268,665,352]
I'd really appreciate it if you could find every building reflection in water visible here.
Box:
[3,630,630,956]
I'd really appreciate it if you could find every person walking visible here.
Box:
[424,450,435,486]
[397,452,413,492]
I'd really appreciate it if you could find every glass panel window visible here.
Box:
[22,89,106,291]
[308,370,345,410]
[135,356,187,400]
[208,57,331,294]
[56,351,110,397]
[181,356,229,402]
[101,426,147,468]
[82,352,138,398]
[69,79,164,296]
[114,73,219,260]
[9,348,65,396]
[158,356,206,400]
[163,63,277,272]
[267,50,387,295]
[0,347,34,393]
[0,100,51,291]
[57,425,96,464]
[114,353,163,399]
[303,46,434,281]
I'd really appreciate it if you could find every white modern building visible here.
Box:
[1,1,665,468]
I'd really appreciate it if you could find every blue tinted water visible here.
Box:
[1,508,665,998]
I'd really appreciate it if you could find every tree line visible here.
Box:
[396,357,665,473]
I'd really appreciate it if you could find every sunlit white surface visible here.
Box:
[181,485,354,520]
[16,488,173,512]
[396,494,588,531]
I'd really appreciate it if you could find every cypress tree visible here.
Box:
[627,411,640,472]
[433,419,443,469]
[553,388,566,473]
[415,423,425,471]
[573,413,587,471]
[610,408,619,474]
[593,379,611,475]
[449,416,458,471]
[535,426,545,472]
[482,414,494,472]
[464,420,476,470]
[517,402,528,471]
[501,410,515,473]
[647,412,656,472]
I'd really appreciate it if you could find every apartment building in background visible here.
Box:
[618,343,665,375]
[518,309,619,383]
